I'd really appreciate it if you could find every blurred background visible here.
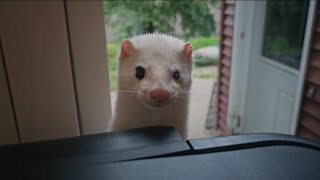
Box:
[103,0,220,138]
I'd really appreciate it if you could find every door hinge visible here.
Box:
[231,113,242,134]
[240,32,245,39]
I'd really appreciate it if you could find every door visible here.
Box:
[242,1,311,134]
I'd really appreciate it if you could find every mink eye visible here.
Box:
[173,70,180,80]
[135,66,145,80]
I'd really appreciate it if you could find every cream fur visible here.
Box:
[110,33,192,139]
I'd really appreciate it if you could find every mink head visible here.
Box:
[117,33,193,109]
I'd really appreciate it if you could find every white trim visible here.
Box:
[65,1,112,135]
[254,0,267,61]
[227,1,255,133]
[290,0,316,135]
[259,56,299,76]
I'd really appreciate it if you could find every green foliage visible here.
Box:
[189,36,219,67]
[104,0,217,41]
[192,66,217,80]
[108,64,118,91]
[107,43,119,91]
[107,43,119,66]
[264,36,299,54]
[188,36,219,50]
[195,57,218,67]
[106,36,219,91]
[107,59,118,91]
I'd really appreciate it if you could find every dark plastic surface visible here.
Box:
[0,126,189,168]
[189,133,320,152]
[80,145,320,180]
[1,126,320,180]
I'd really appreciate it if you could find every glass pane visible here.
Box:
[262,1,309,69]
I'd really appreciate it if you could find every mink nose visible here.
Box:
[150,88,170,103]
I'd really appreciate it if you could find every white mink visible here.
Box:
[110,33,193,139]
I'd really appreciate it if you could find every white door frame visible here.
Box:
[291,0,316,134]
[228,0,316,135]
[227,1,254,134]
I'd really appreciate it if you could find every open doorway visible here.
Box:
[103,0,220,139]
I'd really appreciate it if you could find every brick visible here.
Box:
[224,5,235,15]
[220,77,229,87]
[222,38,232,48]
[315,88,320,103]
[223,27,233,37]
[218,99,228,111]
[297,127,320,142]
[313,34,320,50]
[303,100,320,119]
[221,57,231,67]
[222,47,232,57]
[219,95,228,108]
[300,114,320,136]
[218,111,227,120]
[307,68,320,85]
[217,125,227,135]
[225,0,235,5]
[310,54,320,69]
[218,117,227,130]
[312,50,320,57]
[304,83,317,99]
[219,88,228,97]
[217,0,235,137]
[224,16,234,27]
[221,66,230,77]
[220,84,229,94]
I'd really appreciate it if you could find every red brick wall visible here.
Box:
[216,0,235,134]
[297,1,320,141]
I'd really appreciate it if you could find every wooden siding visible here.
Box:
[65,1,111,135]
[216,0,235,134]
[297,1,320,142]
[0,1,111,144]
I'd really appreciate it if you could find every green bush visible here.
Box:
[195,57,218,67]
[188,36,219,50]
[107,59,118,91]
[107,43,119,60]
[107,43,120,91]
[106,36,219,91]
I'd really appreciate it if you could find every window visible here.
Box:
[262,1,309,69]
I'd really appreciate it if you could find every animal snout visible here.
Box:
[150,88,170,103]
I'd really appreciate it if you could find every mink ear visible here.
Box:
[181,42,192,63]
[120,39,136,60]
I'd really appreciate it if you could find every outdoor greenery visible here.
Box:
[190,36,219,67]
[195,57,218,67]
[104,0,218,41]
[188,36,219,50]
[104,0,220,91]
[107,36,219,91]
[193,65,217,79]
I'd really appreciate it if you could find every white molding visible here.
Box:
[259,56,299,76]
[66,1,112,135]
[227,1,255,133]
[290,0,317,135]
[0,1,81,142]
